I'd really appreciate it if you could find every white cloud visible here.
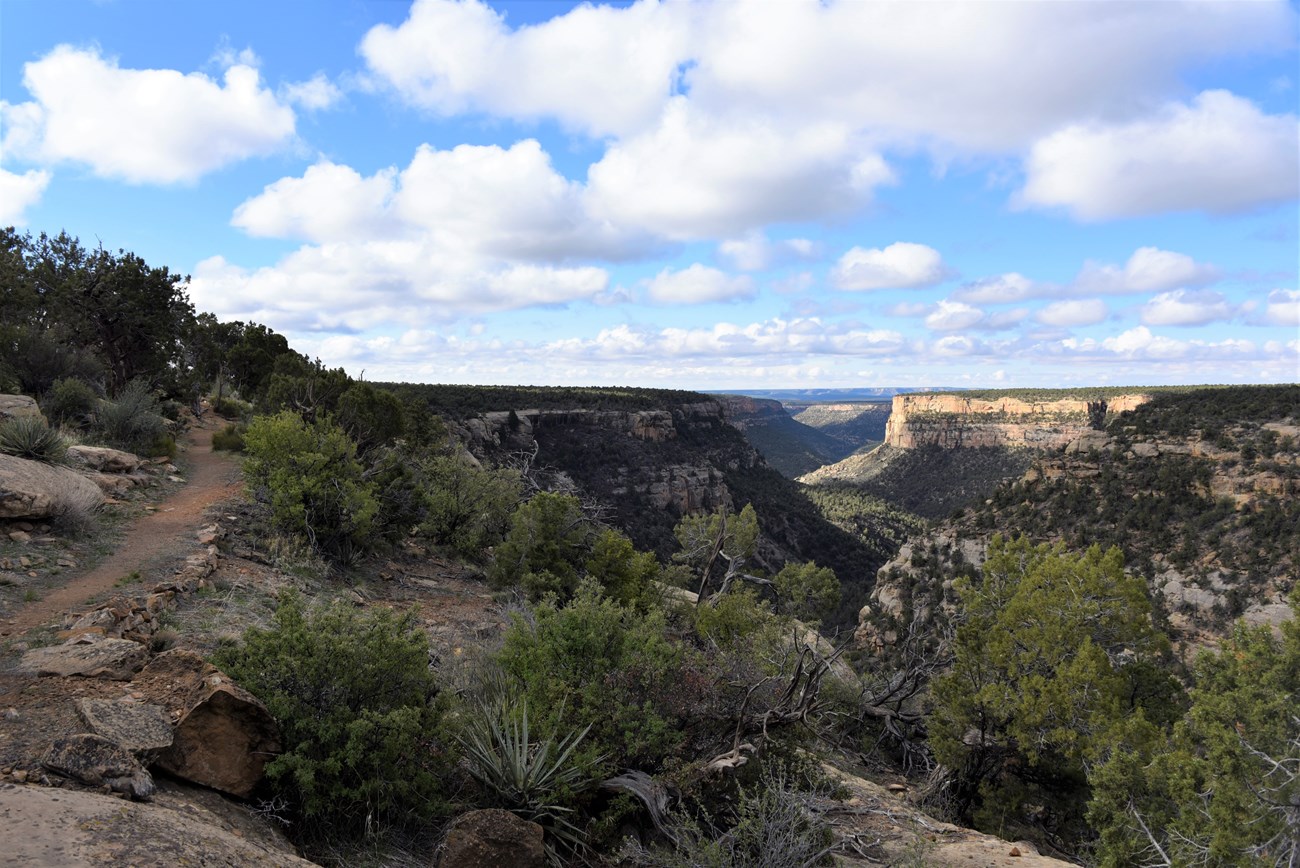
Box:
[1,45,296,184]
[1075,247,1220,295]
[831,242,952,292]
[924,300,985,332]
[1036,299,1109,327]
[1264,289,1300,326]
[717,232,818,272]
[953,272,1050,304]
[1069,326,1257,361]
[232,161,397,243]
[0,167,50,225]
[585,97,893,240]
[361,0,1289,156]
[359,0,692,137]
[1141,289,1234,326]
[231,140,646,261]
[189,247,609,332]
[1019,90,1299,220]
[548,318,907,361]
[283,73,343,111]
[644,264,755,305]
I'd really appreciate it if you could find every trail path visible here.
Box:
[1,418,242,637]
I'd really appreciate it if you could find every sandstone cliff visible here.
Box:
[857,386,1300,654]
[883,392,1151,449]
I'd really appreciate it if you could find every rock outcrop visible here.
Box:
[138,650,281,798]
[0,394,43,422]
[19,637,150,680]
[0,453,105,520]
[42,733,156,801]
[883,393,1151,450]
[438,809,546,868]
[76,698,174,759]
[66,445,144,474]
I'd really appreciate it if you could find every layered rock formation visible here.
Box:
[883,393,1151,449]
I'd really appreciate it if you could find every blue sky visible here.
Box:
[2,0,1297,390]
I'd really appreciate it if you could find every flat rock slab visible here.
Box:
[76,699,173,756]
[0,453,105,521]
[65,445,143,474]
[20,638,149,681]
[0,784,317,867]
[42,733,155,801]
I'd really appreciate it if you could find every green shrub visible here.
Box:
[491,492,592,598]
[42,377,98,428]
[212,396,250,420]
[458,694,601,856]
[242,411,378,561]
[212,593,451,834]
[0,416,69,464]
[211,422,245,452]
[495,580,687,771]
[97,379,167,454]
[419,454,521,558]
[774,561,841,623]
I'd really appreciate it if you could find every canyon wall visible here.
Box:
[882,393,1152,450]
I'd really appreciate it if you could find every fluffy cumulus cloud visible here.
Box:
[953,273,1051,304]
[282,73,343,111]
[0,167,50,225]
[195,140,664,328]
[0,46,296,184]
[543,318,908,361]
[585,98,893,240]
[717,232,817,272]
[1264,289,1300,326]
[1140,290,1235,327]
[644,264,754,305]
[1019,90,1299,220]
[1075,247,1219,295]
[359,0,692,137]
[831,242,952,292]
[362,0,1290,153]
[924,300,985,332]
[1036,299,1109,328]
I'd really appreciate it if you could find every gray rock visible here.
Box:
[0,394,43,423]
[42,733,156,801]
[76,699,174,758]
[20,637,149,680]
[65,445,143,473]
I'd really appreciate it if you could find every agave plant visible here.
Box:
[457,696,602,860]
[0,416,69,464]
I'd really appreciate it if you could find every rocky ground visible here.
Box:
[0,409,1068,867]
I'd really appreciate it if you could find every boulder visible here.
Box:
[20,637,149,680]
[65,444,144,473]
[0,453,105,520]
[439,809,545,868]
[42,733,156,801]
[137,651,280,798]
[0,394,43,423]
[76,698,174,758]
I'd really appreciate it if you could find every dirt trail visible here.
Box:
[1,418,242,637]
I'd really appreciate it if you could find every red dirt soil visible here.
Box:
[1,418,241,638]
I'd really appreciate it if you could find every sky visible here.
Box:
[1,0,1297,391]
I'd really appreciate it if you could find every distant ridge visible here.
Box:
[702,386,959,403]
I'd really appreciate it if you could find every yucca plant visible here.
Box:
[0,416,69,464]
[458,696,602,861]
